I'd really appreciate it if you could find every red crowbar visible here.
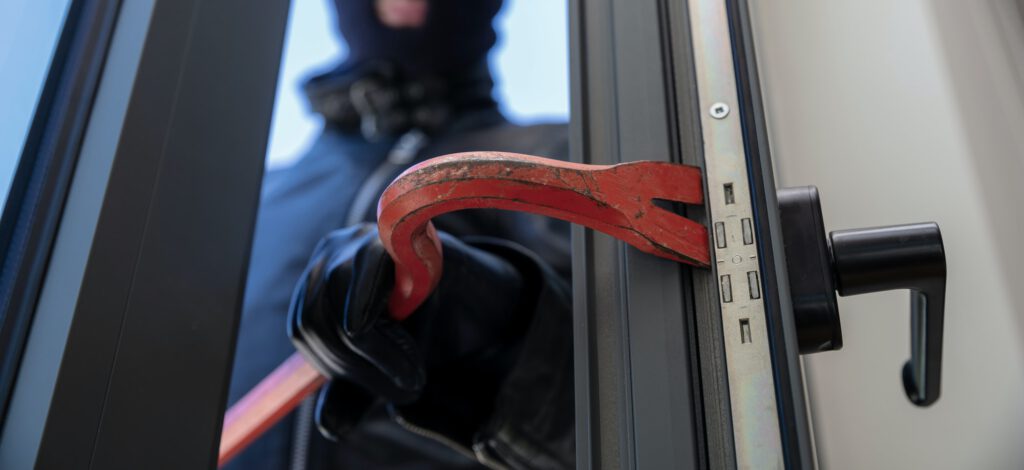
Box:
[218,152,710,466]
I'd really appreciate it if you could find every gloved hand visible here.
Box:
[288,223,573,469]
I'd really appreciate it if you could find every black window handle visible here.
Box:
[829,224,946,406]
[779,186,947,407]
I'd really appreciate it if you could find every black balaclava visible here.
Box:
[333,0,504,77]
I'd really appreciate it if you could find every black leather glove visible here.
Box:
[288,223,573,469]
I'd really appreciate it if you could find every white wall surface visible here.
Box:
[750,1,1024,468]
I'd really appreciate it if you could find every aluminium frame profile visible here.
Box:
[570,0,814,468]
[0,0,122,431]
[570,0,709,467]
[0,0,290,467]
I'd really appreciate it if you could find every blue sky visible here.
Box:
[0,0,569,207]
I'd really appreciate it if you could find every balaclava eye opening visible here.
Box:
[332,0,504,77]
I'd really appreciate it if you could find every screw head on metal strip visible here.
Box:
[709,102,730,119]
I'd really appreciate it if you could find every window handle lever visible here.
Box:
[779,186,946,407]
[830,223,946,406]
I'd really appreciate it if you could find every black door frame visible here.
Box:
[0,0,289,467]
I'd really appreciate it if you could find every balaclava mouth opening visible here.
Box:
[333,0,504,77]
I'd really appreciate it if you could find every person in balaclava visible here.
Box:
[225,1,574,469]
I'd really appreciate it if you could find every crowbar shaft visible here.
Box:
[218,152,710,466]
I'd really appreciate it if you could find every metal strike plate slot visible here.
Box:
[721,274,733,303]
[747,271,761,299]
[740,318,752,344]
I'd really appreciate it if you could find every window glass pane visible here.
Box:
[265,0,346,168]
[492,0,569,124]
[0,0,73,209]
